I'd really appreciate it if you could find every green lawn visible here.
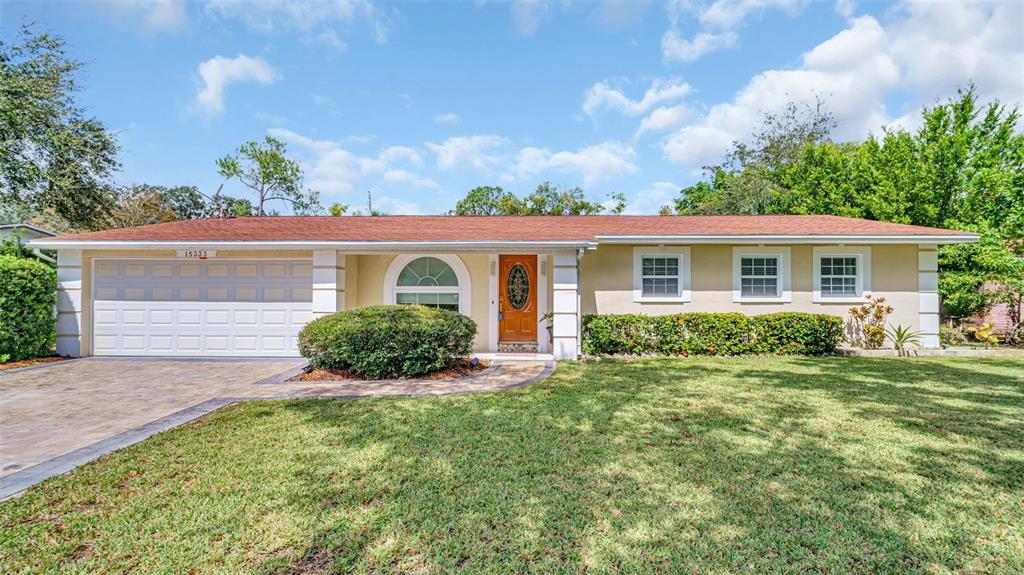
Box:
[2,357,1023,574]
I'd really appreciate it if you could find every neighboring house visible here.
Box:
[30,215,977,360]
[0,223,57,263]
[965,280,1023,333]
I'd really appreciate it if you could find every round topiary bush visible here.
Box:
[0,254,56,362]
[298,304,477,379]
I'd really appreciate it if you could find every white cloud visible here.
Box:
[634,105,692,139]
[661,0,805,63]
[204,0,391,49]
[433,112,462,125]
[511,0,550,35]
[379,146,423,166]
[661,30,737,63]
[195,55,278,115]
[621,181,681,214]
[834,0,855,18]
[381,169,439,189]
[427,135,508,171]
[514,142,638,185]
[100,0,187,32]
[583,77,692,117]
[268,128,436,197]
[373,195,423,214]
[662,1,1024,171]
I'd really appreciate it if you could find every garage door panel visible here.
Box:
[92,259,312,357]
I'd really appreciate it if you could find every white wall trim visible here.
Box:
[537,255,548,353]
[632,246,691,303]
[731,246,792,303]
[918,246,940,348]
[812,246,872,304]
[56,249,83,357]
[382,254,472,316]
[488,254,498,352]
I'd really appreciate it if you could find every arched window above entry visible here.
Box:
[383,255,472,315]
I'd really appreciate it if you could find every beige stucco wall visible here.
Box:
[579,244,920,332]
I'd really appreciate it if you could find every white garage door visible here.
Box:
[91,259,314,356]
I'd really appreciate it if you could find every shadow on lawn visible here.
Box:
[254,357,1022,574]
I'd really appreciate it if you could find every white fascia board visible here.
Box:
[594,234,979,245]
[27,239,600,251]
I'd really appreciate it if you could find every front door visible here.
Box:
[499,255,537,343]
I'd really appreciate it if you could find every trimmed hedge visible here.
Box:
[298,304,477,379]
[0,255,56,362]
[582,312,844,356]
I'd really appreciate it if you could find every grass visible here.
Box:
[2,356,1023,574]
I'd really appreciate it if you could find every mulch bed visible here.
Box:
[0,355,72,372]
[290,358,491,382]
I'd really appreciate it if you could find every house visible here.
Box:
[30,215,977,360]
[1,223,57,263]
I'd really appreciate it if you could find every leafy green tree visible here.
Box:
[328,203,349,216]
[452,186,525,215]
[216,136,320,216]
[452,183,609,215]
[605,192,627,215]
[0,25,119,230]
[522,182,605,215]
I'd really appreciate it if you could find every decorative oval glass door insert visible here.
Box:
[506,264,530,310]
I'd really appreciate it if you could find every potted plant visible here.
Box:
[540,311,554,346]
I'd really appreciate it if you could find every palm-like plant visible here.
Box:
[886,324,922,357]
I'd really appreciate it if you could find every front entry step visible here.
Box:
[498,342,538,353]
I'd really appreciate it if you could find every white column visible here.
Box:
[488,254,498,352]
[552,250,579,360]
[312,250,345,318]
[918,245,940,348]
[56,249,83,357]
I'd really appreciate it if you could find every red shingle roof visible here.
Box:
[38,215,974,243]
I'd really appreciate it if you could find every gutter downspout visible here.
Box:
[577,247,584,358]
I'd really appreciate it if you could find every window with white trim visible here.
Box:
[819,256,858,297]
[632,247,691,302]
[740,256,779,297]
[732,247,791,303]
[812,246,870,303]
[394,256,460,312]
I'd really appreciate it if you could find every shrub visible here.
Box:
[750,312,845,355]
[848,296,893,348]
[298,305,477,379]
[582,312,844,357]
[0,255,56,362]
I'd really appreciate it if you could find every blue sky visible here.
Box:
[3,0,1021,214]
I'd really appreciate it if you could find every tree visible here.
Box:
[671,99,836,215]
[328,203,349,216]
[216,136,320,216]
[451,183,610,215]
[103,185,221,228]
[106,186,178,228]
[452,186,525,215]
[0,25,120,230]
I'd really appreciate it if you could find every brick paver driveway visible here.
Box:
[0,358,304,479]
[0,357,551,497]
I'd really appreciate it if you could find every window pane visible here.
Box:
[397,257,459,287]
[741,277,778,296]
[741,256,778,277]
[396,291,459,310]
[642,256,679,277]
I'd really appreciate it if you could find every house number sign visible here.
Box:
[177,249,216,259]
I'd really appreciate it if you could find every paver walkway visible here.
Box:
[0,357,552,499]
